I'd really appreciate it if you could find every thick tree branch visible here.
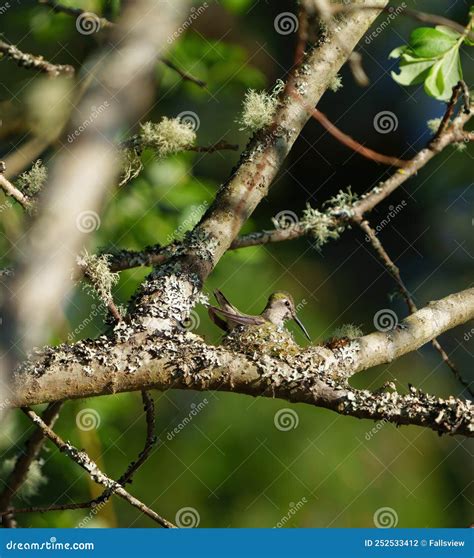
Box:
[6,288,473,437]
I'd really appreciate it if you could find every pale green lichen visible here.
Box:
[427,118,442,134]
[77,252,119,305]
[301,188,358,249]
[324,187,358,209]
[0,457,47,498]
[139,117,196,157]
[16,160,47,197]
[453,141,467,152]
[328,74,343,92]
[332,323,363,339]
[118,117,196,185]
[119,148,143,187]
[237,81,284,132]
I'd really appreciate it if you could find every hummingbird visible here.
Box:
[208,290,311,341]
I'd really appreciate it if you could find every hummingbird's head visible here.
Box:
[264,292,311,341]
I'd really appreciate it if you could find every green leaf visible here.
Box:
[389,21,470,101]
[391,59,435,86]
[434,25,462,40]
[424,59,444,98]
[388,45,408,59]
[424,48,462,100]
[410,27,458,58]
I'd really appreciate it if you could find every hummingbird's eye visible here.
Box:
[284,300,290,307]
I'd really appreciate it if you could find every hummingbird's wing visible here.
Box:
[208,306,266,327]
[208,306,231,332]
[214,289,240,313]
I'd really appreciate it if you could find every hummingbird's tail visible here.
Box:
[214,289,238,313]
[208,306,231,332]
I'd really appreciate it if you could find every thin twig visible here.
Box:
[104,90,472,275]
[430,82,463,143]
[290,88,408,167]
[0,501,92,516]
[160,58,207,88]
[39,1,206,88]
[2,393,158,520]
[39,0,113,28]
[353,98,472,218]
[0,40,74,77]
[96,391,157,503]
[357,219,473,397]
[294,6,309,67]
[20,407,175,528]
[0,402,63,527]
[187,141,239,153]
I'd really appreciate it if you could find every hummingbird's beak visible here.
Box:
[293,314,311,341]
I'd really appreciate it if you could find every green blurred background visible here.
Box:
[0,0,473,528]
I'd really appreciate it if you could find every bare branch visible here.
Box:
[39,0,206,88]
[187,141,239,153]
[1,392,157,521]
[290,88,408,167]
[352,94,472,219]
[38,0,113,28]
[160,58,207,88]
[0,40,74,77]
[357,219,473,397]
[21,407,175,528]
